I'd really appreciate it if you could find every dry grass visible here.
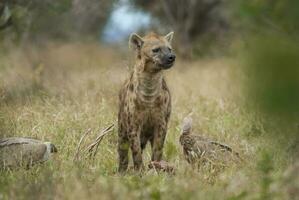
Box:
[0,42,296,199]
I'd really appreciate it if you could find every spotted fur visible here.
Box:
[118,32,175,172]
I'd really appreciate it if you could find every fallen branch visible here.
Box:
[84,124,114,159]
[73,128,92,162]
[74,124,115,163]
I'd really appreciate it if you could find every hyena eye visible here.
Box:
[152,48,161,53]
[168,47,172,52]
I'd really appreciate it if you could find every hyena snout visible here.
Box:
[167,53,176,63]
[162,53,176,69]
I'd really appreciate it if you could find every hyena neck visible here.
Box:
[134,60,163,104]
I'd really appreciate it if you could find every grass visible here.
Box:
[0,42,297,199]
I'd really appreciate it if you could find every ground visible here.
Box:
[0,42,297,199]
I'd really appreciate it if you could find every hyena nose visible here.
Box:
[168,54,176,62]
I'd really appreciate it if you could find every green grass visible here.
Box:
[0,43,297,199]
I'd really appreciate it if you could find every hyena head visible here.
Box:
[129,32,176,72]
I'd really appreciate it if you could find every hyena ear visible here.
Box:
[164,31,174,44]
[129,33,144,50]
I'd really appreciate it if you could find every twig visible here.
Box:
[73,128,91,162]
[84,124,115,159]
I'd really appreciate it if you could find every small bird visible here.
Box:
[179,114,240,166]
[0,137,57,169]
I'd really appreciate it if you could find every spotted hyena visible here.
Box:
[118,31,176,172]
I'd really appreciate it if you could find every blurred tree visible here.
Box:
[71,0,115,39]
[0,0,115,43]
[131,0,228,58]
[0,1,12,30]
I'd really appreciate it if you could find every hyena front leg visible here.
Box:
[118,132,129,173]
[151,123,167,161]
[128,127,143,171]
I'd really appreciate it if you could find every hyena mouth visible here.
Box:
[161,61,174,69]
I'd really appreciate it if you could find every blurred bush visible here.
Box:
[243,35,299,116]
[236,0,299,35]
[235,0,299,133]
